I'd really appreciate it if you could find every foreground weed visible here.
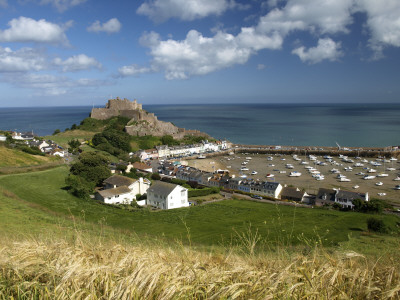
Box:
[0,232,399,299]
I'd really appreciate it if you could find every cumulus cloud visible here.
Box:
[144,30,259,79]
[118,64,152,77]
[53,54,102,72]
[40,0,87,12]
[87,18,122,34]
[137,0,237,22]
[0,46,48,72]
[356,0,400,59]
[292,38,343,64]
[0,17,69,45]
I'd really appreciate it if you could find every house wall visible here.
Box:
[147,186,189,210]
[96,191,135,205]
[166,187,189,210]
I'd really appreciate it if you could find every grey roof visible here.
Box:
[281,187,304,199]
[98,186,131,198]
[336,190,367,201]
[148,181,185,196]
[316,188,336,201]
[261,181,280,190]
[104,175,136,187]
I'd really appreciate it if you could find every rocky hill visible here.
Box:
[91,98,209,139]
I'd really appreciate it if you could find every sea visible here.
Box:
[0,103,399,148]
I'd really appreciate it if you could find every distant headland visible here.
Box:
[90,97,209,139]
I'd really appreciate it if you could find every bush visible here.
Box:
[151,173,161,180]
[188,187,220,198]
[53,129,61,135]
[367,217,387,233]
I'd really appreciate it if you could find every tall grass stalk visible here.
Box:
[1,231,399,299]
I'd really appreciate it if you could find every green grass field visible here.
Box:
[1,166,399,252]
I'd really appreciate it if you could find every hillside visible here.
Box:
[0,144,61,174]
[1,165,400,298]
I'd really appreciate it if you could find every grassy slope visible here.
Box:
[0,144,57,168]
[44,129,98,148]
[0,166,398,251]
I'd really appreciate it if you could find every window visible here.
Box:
[181,190,186,197]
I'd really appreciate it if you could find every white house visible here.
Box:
[147,181,189,210]
[95,186,135,204]
[96,175,150,204]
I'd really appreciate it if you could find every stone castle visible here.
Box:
[90,97,209,139]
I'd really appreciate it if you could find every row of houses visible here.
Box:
[173,165,369,208]
[95,174,189,210]
[137,140,230,161]
[29,139,67,157]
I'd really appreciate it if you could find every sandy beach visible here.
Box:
[186,153,400,206]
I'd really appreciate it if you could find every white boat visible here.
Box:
[241,167,249,171]
[240,175,247,178]
[300,161,309,165]
[251,171,258,175]
[241,161,248,165]
[266,173,275,178]
[344,167,353,172]
[339,177,351,182]
[377,173,389,177]
[386,168,396,171]
[363,175,376,180]
[268,164,275,167]
[377,192,386,196]
[353,185,359,189]
[279,170,286,173]
[395,185,400,190]
[394,177,400,181]
[198,155,206,159]
[390,157,398,161]
[246,157,252,160]
[368,169,377,173]
[267,156,273,161]
[375,182,383,186]
[289,171,301,177]
[355,172,365,176]
[354,163,364,167]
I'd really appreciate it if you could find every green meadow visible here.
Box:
[0,166,398,252]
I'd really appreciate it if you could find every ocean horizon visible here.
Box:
[1,103,399,148]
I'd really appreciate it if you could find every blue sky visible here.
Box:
[0,0,399,107]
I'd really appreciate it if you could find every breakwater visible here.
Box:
[232,144,399,158]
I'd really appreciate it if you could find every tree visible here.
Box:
[53,129,61,135]
[71,124,78,130]
[69,152,111,186]
[68,139,81,154]
[65,174,95,199]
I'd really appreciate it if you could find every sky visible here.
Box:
[0,0,400,107]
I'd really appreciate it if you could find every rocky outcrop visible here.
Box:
[91,98,209,139]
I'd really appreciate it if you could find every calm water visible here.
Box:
[0,103,399,147]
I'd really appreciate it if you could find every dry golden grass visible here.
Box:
[1,232,399,299]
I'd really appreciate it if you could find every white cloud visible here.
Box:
[40,0,87,12]
[356,0,400,59]
[146,30,258,79]
[137,0,236,22]
[2,72,109,96]
[257,0,355,36]
[0,46,47,72]
[292,38,343,64]
[257,64,267,70]
[53,54,102,72]
[87,18,122,34]
[0,17,69,45]
[118,64,151,77]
